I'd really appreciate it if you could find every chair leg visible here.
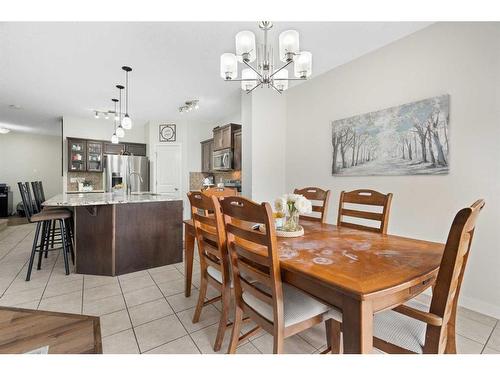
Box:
[325,319,342,354]
[36,221,47,270]
[26,222,42,281]
[213,286,231,352]
[192,271,208,323]
[227,305,244,354]
[273,328,284,354]
[60,219,70,275]
[50,220,56,248]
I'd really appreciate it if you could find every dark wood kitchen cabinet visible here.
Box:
[68,138,87,172]
[201,139,213,173]
[125,143,147,156]
[233,130,242,171]
[213,123,241,151]
[103,142,126,155]
[86,140,103,172]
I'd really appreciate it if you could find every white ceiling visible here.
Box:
[0,22,432,135]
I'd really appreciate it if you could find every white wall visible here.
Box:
[245,89,287,203]
[0,132,62,208]
[284,23,500,317]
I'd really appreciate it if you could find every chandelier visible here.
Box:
[220,21,312,94]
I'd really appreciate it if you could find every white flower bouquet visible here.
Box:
[274,193,312,231]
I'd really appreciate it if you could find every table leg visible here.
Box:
[184,223,195,297]
[342,297,373,354]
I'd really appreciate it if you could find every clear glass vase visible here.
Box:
[284,210,301,232]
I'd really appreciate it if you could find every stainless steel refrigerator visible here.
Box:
[104,155,149,193]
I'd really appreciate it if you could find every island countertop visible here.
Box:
[43,192,182,207]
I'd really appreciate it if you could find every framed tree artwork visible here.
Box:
[159,124,176,142]
[331,95,450,176]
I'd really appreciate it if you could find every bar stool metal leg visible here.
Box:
[60,219,70,275]
[26,222,42,281]
[37,221,48,270]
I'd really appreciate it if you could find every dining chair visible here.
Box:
[187,191,233,351]
[293,187,331,224]
[220,196,342,354]
[18,182,73,281]
[337,189,393,234]
[371,199,486,354]
[202,186,237,198]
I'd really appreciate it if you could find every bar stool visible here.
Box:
[31,181,74,263]
[18,182,73,281]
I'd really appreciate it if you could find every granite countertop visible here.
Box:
[43,192,182,207]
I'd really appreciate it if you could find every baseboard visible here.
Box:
[422,288,500,319]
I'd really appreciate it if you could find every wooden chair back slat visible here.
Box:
[237,260,273,288]
[240,278,274,306]
[337,189,393,234]
[424,199,485,353]
[293,187,331,224]
[187,192,230,286]
[227,223,269,247]
[220,196,284,330]
[203,187,237,198]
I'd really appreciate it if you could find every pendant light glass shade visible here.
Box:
[274,69,289,91]
[111,133,119,144]
[116,126,125,138]
[294,51,312,78]
[122,114,132,130]
[279,30,300,62]
[220,53,238,80]
[235,31,256,62]
[241,68,258,91]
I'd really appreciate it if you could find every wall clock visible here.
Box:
[159,124,176,142]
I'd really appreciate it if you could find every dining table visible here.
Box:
[183,218,444,354]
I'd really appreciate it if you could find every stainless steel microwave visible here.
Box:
[213,149,233,171]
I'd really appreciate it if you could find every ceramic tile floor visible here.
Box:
[0,223,499,354]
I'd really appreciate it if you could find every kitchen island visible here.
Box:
[43,193,183,276]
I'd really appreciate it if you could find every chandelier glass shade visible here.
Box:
[220,21,312,93]
[121,66,133,129]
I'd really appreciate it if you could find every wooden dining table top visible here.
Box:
[184,218,445,300]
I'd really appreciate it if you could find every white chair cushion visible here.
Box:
[207,266,233,287]
[242,282,335,327]
[373,299,429,353]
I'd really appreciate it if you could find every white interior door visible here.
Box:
[155,144,182,199]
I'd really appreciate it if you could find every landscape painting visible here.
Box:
[331,95,450,176]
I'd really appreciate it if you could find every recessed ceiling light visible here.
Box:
[0,127,11,134]
[8,104,22,110]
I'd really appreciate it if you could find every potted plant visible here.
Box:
[274,194,312,232]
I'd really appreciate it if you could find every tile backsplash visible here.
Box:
[189,171,241,191]
[67,172,104,192]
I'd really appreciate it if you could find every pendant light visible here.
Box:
[121,66,133,129]
[116,85,125,138]
[111,98,119,144]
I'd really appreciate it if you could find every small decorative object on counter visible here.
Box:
[273,211,285,229]
[274,193,312,237]
[81,180,93,192]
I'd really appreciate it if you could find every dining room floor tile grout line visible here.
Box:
[36,252,61,309]
[117,273,142,353]
[0,228,35,299]
[481,320,498,353]
[0,227,32,263]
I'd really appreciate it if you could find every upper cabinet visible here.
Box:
[68,138,87,172]
[68,137,147,172]
[103,142,126,155]
[86,141,103,172]
[125,143,147,156]
[201,139,213,173]
[213,123,241,151]
[233,130,242,171]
